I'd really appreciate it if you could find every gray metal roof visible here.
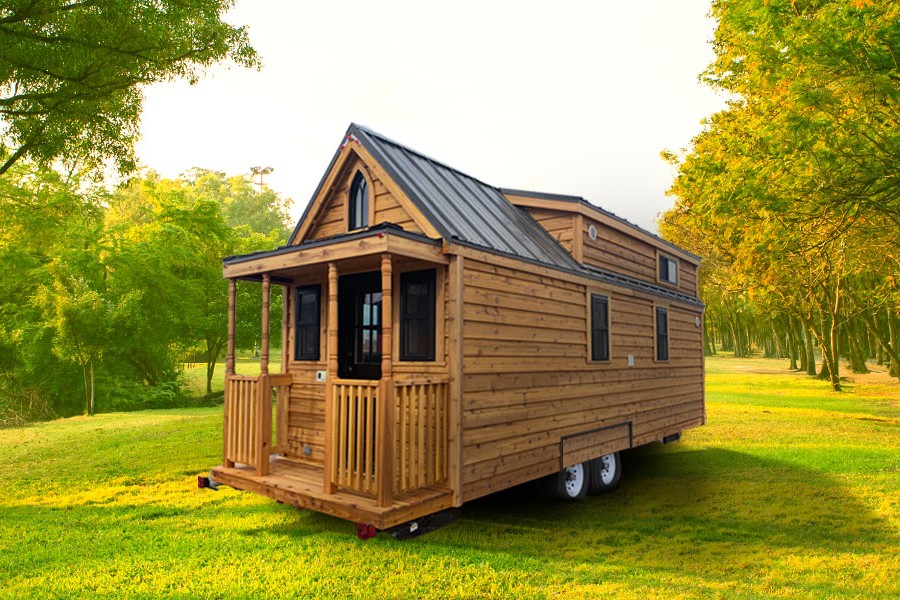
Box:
[277,124,701,307]
[350,124,580,271]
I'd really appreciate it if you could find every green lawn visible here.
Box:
[181,355,282,397]
[1,356,897,599]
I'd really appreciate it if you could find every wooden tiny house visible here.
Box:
[208,124,705,535]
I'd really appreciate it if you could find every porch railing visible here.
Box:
[328,377,449,501]
[223,373,291,475]
[395,379,449,494]
[330,379,379,494]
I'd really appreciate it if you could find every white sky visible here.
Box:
[136,0,725,233]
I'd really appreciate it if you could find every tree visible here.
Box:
[0,0,259,176]
[662,0,900,389]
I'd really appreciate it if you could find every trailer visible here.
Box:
[205,124,705,538]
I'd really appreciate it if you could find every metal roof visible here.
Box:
[274,124,701,307]
[350,124,580,271]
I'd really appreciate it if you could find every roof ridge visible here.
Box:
[350,123,500,193]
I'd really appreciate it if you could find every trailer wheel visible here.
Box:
[588,452,621,494]
[550,462,589,500]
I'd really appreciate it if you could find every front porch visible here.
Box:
[213,227,456,527]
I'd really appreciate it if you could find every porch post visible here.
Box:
[260,274,271,376]
[376,254,394,506]
[224,278,236,469]
[226,278,236,376]
[324,262,339,494]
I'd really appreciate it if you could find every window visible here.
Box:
[400,269,436,361]
[656,307,669,361]
[356,290,382,365]
[591,294,609,361]
[349,171,368,230]
[659,254,678,285]
[295,285,320,361]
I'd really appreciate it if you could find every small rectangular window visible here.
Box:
[591,294,609,361]
[659,255,678,285]
[656,307,669,361]
[295,285,320,361]
[400,269,436,361]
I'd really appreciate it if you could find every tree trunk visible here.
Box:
[846,322,869,374]
[786,318,798,370]
[205,339,225,396]
[89,360,95,416]
[800,315,817,376]
[814,312,841,391]
[81,361,90,416]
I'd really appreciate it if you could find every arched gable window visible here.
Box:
[349,171,369,230]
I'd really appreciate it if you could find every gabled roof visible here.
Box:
[281,124,701,307]
[290,123,580,271]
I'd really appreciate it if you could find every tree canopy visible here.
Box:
[0,0,259,176]
[662,0,900,390]
[0,164,291,423]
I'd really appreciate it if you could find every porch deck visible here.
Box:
[210,457,454,530]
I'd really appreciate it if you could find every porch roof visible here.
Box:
[222,223,447,280]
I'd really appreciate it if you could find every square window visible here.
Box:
[659,255,678,285]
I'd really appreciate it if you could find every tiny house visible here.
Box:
[206,124,704,538]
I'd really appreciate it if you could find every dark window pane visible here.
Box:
[656,307,669,361]
[591,295,609,361]
[400,270,436,361]
[295,285,320,361]
[349,172,368,230]
[659,256,677,284]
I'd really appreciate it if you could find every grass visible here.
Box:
[1,355,897,599]
[181,355,282,397]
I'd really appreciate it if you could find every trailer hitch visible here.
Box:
[355,522,378,540]
[197,475,221,490]
[385,508,460,540]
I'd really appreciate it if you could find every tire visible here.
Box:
[588,452,621,494]
[549,462,590,500]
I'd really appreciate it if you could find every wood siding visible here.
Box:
[306,157,423,241]
[525,208,576,255]
[458,256,704,503]
[582,218,699,296]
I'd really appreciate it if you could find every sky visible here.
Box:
[135,0,726,233]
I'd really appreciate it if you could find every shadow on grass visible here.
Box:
[406,444,897,561]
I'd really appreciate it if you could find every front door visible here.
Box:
[338,271,382,380]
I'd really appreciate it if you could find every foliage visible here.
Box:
[662,0,900,389]
[0,163,290,418]
[0,0,259,176]
[0,355,896,598]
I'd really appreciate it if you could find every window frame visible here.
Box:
[294,285,321,361]
[399,269,436,362]
[590,294,610,362]
[658,252,679,286]
[655,306,669,362]
[348,170,369,231]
